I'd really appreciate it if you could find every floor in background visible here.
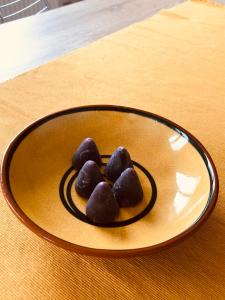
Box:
[0,0,82,23]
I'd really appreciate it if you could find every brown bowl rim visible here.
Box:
[0,105,219,257]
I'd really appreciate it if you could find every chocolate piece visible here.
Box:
[112,168,143,207]
[86,182,119,224]
[72,138,102,170]
[75,160,103,198]
[104,146,133,182]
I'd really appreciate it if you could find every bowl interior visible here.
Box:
[6,108,211,251]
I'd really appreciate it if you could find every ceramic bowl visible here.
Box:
[1,105,219,257]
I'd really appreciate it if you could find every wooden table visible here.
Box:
[0,0,187,83]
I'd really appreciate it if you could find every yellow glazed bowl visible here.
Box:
[1,105,219,257]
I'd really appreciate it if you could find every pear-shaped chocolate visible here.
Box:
[105,146,133,182]
[72,138,101,170]
[86,182,119,224]
[112,168,143,207]
[75,160,103,198]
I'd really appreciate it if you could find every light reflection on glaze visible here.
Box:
[182,194,208,218]
[173,191,190,214]
[168,132,205,217]
[169,133,188,151]
[176,173,201,195]
[173,173,201,214]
